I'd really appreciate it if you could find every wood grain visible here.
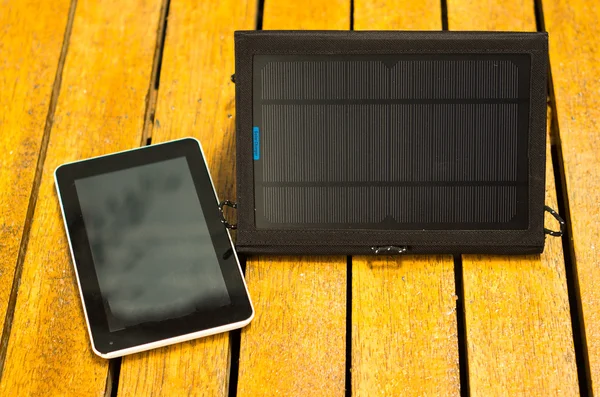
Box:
[236,2,350,396]
[354,0,441,30]
[0,0,71,337]
[262,0,350,30]
[0,0,162,394]
[119,334,231,397]
[447,0,535,31]
[544,0,600,393]
[460,126,579,395]
[446,0,580,394]
[352,2,460,396]
[117,1,257,395]
[238,257,347,397]
[353,256,459,396]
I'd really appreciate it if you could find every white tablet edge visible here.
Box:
[54,137,254,358]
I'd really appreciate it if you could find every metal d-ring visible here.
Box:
[219,200,238,230]
[544,205,565,237]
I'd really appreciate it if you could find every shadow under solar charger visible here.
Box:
[233,30,560,255]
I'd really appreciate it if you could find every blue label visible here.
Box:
[253,127,260,160]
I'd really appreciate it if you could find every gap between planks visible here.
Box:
[538,0,590,391]
[140,0,172,146]
[453,256,470,397]
[104,1,172,395]
[0,0,78,382]
[547,47,591,397]
[441,8,467,395]
[229,6,266,397]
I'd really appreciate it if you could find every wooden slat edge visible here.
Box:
[118,1,257,395]
[0,0,163,394]
[352,255,460,396]
[543,0,600,393]
[447,0,579,394]
[238,256,347,397]
[0,0,72,342]
[352,1,460,396]
[460,110,578,395]
[237,2,350,396]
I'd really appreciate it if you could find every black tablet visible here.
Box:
[54,138,253,358]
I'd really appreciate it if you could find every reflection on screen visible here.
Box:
[75,157,230,331]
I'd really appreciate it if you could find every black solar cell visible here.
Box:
[253,55,528,230]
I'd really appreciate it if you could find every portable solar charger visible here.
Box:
[233,30,560,255]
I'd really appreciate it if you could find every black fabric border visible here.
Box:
[236,244,543,255]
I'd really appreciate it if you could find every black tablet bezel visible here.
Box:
[55,138,253,356]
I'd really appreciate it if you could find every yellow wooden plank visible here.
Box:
[447,0,535,31]
[117,1,257,395]
[352,2,459,396]
[460,123,579,395]
[352,256,460,396]
[446,0,580,394]
[236,2,350,396]
[263,0,350,30]
[0,0,163,394]
[354,0,441,30]
[0,0,71,336]
[544,0,600,393]
[238,257,347,396]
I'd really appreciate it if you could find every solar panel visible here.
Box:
[234,31,547,254]
[253,54,529,230]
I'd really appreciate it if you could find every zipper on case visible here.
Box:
[370,246,408,255]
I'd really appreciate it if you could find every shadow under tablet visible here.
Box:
[75,157,230,332]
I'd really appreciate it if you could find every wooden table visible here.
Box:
[0,0,597,395]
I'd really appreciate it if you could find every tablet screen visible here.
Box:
[74,157,230,331]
